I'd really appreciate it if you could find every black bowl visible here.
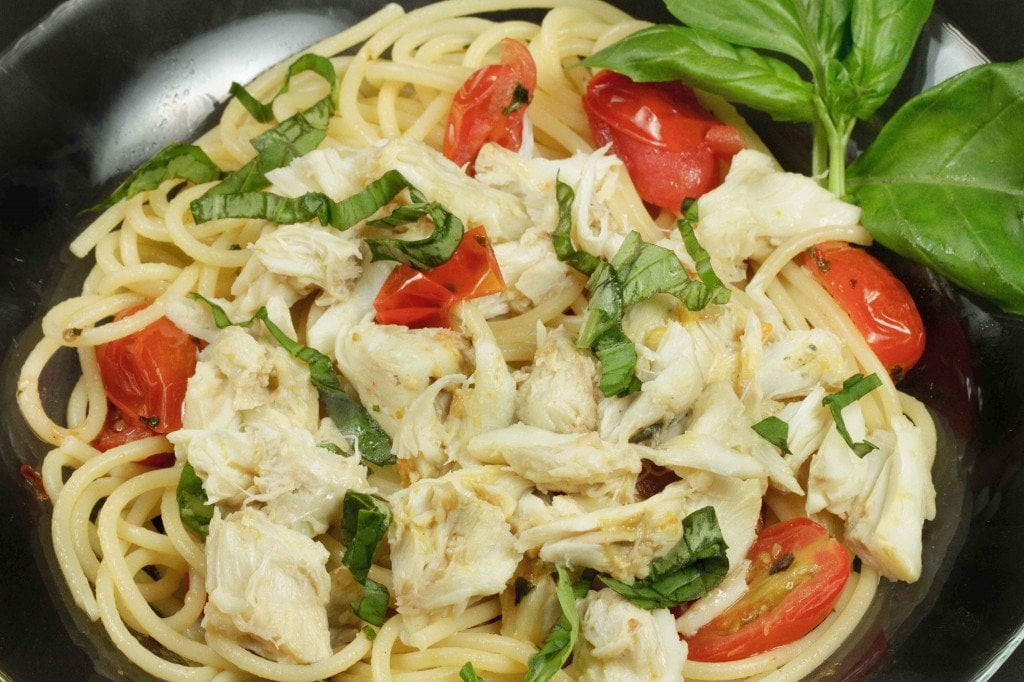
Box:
[0,1,1022,680]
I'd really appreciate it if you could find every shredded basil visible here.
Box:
[341,491,392,584]
[551,179,601,276]
[317,442,345,456]
[460,662,484,682]
[230,54,337,123]
[575,220,729,396]
[353,579,390,627]
[176,463,214,538]
[600,506,729,609]
[524,565,585,682]
[191,170,464,269]
[822,373,882,457]
[362,625,378,640]
[88,143,221,212]
[751,415,791,455]
[189,294,395,466]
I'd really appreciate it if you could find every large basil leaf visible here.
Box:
[847,61,1024,315]
[663,0,834,72]
[600,506,729,609]
[844,0,934,119]
[579,25,816,122]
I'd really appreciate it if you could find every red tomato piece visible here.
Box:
[92,404,159,451]
[94,307,199,435]
[373,226,505,329]
[444,38,537,171]
[582,70,744,211]
[801,242,926,380]
[686,518,851,662]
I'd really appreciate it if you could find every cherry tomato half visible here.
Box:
[444,38,537,172]
[686,518,851,662]
[582,71,744,211]
[801,242,926,380]
[94,307,199,435]
[373,226,506,329]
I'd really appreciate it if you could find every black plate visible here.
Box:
[0,1,1022,680]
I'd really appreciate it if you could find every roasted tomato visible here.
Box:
[801,241,926,380]
[94,307,199,434]
[444,38,537,171]
[373,226,505,328]
[686,517,851,662]
[582,70,744,211]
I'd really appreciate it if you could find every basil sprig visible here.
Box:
[190,170,465,269]
[823,373,882,457]
[524,565,588,682]
[202,54,339,197]
[176,463,214,538]
[574,214,729,396]
[751,415,792,455]
[189,294,395,466]
[599,505,729,609]
[578,0,933,195]
[88,144,222,212]
[341,491,392,626]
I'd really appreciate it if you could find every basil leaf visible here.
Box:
[677,215,732,307]
[579,25,815,122]
[663,0,830,72]
[341,491,392,584]
[600,506,729,609]
[353,579,389,627]
[847,61,1024,315]
[843,0,934,120]
[524,566,581,682]
[822,373,882,457]
[751,415,792,454]
[317,442,345,456]
[551,179,601,276]
[593,328,642,396]
[460,662,484,682]
[577,262,624,348]
[187,292,256,329]
[362,625,378,640]
[176,463,214,538]
[255,310,396,466]
[364,199,465,269]
[88,144,221,212]
[230,54,338,123]
[203,95,335,198]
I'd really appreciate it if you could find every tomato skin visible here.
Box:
[801,242,926,380]
[685,518,851,662]
[444,39,537,171]
[94,308,199,435]
[582,71,744,211]
[373,226,505,329]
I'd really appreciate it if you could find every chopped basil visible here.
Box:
[524,565,584,682]
[317,442,345,456]
[191,170,464,269]
[502,82,531,116]
[176,463,214,538]
[341,491,392,584]
[460,662,484,682]
[230,54,338,123]
[822,373,882,457]
[189,294,395,466]
[88,143,221,212]
[551,179,601,276]
[353,578,389,627]
[599,506,729,609]
[575,221,729,396]
[362,625,378,640]
[751,415,791,455]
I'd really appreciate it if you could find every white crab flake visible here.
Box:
[335,318,467,436]
[572,589,687,682]
[758,328,849,400]
[806,403,935,582]
[516,326,599,434]
[181,326,319,433]
[389,467,528,646]
[695,149,863,284]
[204,508,332,664]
